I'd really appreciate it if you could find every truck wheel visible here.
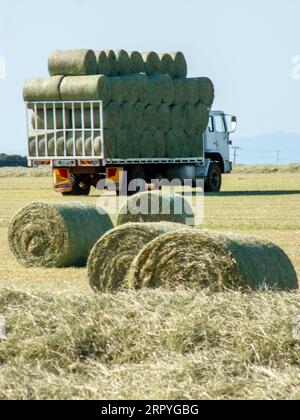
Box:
[62,175,91,196]
[205,163,222,193]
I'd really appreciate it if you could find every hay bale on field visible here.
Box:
[94,50,112,76]
[144,105,158,132]
[121,103,134,130]
[31,108,71,130]
[166,129,184,158]
[171,105,185,131]
[153,130,166,158]
[48,49,97,76]
[60,75,111,103]
[173,78,187,105]
[117,191,194,226]
[8,202,113,268]
[128,51,145,73]
[128,74,149,105]
[170,52,187,77]
[141,52,161,75]
[141,130,155,159]
[159,53,176,78]
[88,222,182,292]
[128,230,298,292]
[157,104,171,132]
[115,49,131,75]
[193,77,215,107]
[23,76,64,102]
[148,76,162,107]
[109,77,125,104]
[133,102,146,133]
[121,75,138,104]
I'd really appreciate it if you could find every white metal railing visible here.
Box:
[26,101,105,160]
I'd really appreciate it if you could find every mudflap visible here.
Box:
[53,168,72,193]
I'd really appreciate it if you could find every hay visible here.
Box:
[152,74,174,105]
[109,77,125,104]
[173,78,187,105]
[141,52,161,75]
[72,107,101,129]
[48,49,97,76]
[28,133,64,157]
[194,77,215,107]
[60,75,111,103]
[103,103,122,130]
[128,51,145,73]
[121,75,138,104]
[170,52,187,77]
[166,129,184,158]
[130,130,142,159]
[121,103,134,130]
[117,191,194,226]
[171,105,185,131]
[133,102,146,133]
[104,129,117,159]
[105,50,118,76]
[148,76,162,107]
[115,129,131,159]
[184,105,198,135]
[141,131,155,158]
[31,109,71,130]
[153,130,166,158]
[185,78,200,105]
[88,222,182,292]
[115,50,131,75]
[144,105,158,132]
[8,202,113,268]
[159,53,176,78]
[196,103,210,133]
[128,231,298,292]
[185,132,204,158]
[128,74,149,105]
[23,76,64,102]
[94,50,111,76]
[157,104,171,132]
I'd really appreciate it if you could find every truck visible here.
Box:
[26,100,237,195]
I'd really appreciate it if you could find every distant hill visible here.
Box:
[232,132,300,165]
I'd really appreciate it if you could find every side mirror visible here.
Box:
[230,116,237,133]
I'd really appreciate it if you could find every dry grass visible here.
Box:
[0,168,299,399]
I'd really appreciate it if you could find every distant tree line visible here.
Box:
[0,154,27,167]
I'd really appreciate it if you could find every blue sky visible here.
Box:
[0,0,300,156]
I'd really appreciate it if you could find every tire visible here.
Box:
[205,163,222,193]
[62,175,91,196]
[126,165,147,195]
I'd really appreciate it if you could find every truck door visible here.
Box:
[213,114,230,163]
[205,115,217,152]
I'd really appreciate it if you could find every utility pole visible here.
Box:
[232,147,241,164]
[276,151,281,167]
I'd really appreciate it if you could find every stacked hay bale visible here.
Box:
[24,49,214,160]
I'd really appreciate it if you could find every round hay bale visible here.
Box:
[171,105,185,130]
[128,230,298,292]
[166,129,184,158]
[115,129,131,159]
[184,105,198,135]
[129,74,149,105]
[153,130,166,158]
[31,108,71,130]
[157,104,171,132]
[103,103,122,130]
[109,77,125,104]
[159,53,176,78]
[48,49,97,76]
[130,130,141,159]
[189,132,204,157]
[196,103,210,133]
[194,77,215,107]
[65,132,84,157]
[105,50,118,76]
[128,51,145,73]
[141,52,161,75]
[114,49,131,75]
[60,75,111,104]
[151,75,174,105]
[140,130,155,158]
[8,202,113,268]
[117,191,194,226]
[121,75,138,104]
[170,51,187,77]
[180,131,192,158]
[23,76,64,102]
[94,50,112,76]
[121,103,134,130]
[148,76,162,107]
[185,78,201,105]
[133,102,146,134]
[73,107,101,129]
[88,222,182,292]
[173,78,187,105]
[144,105,158,132]
[103,129,117,159]
[29,133,66,157]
